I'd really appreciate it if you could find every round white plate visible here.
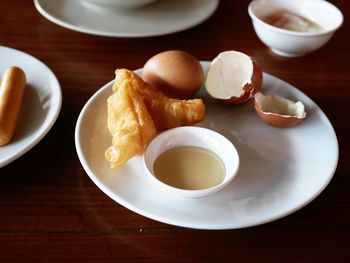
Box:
[75,62,338,229]
[0,46,62,168]
[34,0,219,37]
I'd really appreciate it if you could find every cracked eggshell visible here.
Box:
[205,51,263,104]
[254,92,306,128]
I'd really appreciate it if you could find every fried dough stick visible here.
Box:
[113,69,205,131]
[105,79,157,168]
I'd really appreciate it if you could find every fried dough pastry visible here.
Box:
[113,69,205,131]
[106,68,205,168]
[105,79,157,168]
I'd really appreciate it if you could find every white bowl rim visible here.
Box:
[143,126,240,197]
[248,0,344,37]
[82,0,157,8]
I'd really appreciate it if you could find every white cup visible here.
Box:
[143,126,240,198]
[83,0,158,9]
[248,0,343,57]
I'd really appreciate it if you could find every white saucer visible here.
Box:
[34,0,219,37]
[75,62,338,229]
[0,46,62,168]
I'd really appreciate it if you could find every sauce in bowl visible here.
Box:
[143,126,240,198]
[263,11,323,33]
[153,146,225,190]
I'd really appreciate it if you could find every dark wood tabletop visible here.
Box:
[1,0,349,262]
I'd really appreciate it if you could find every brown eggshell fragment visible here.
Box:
[205,50,263,104]
[142,50,204,99]
[254,92,306,128]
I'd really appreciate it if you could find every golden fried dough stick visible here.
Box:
[105,79,157,168]
[113,69,205,131]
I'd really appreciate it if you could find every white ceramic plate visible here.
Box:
[75,61,338,229]
[34,0,219,37]
[0,46,62,168]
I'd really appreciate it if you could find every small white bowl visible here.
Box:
[143,126,240,198]
[248,0,343,57]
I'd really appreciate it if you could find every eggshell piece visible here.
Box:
[205,50,263,104]
[254,92,306,128]
[143,50,204,99]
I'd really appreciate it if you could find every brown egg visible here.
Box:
[205,51,263,104]
[143,50,204,99]
[254,92,306,128]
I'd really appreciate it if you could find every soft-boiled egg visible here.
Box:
[254,92,306,128]
[143,50,204,99]
[205,50,263,104]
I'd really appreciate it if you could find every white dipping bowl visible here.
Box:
[248,0,343,57]
[143,126,240,198]
[82,0,157,9]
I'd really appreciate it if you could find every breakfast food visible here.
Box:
[114,69,205,131]
[105,76,157,168]
[254,92,306,128]
[0,66,26,146]
[105,47,301,168]
[143,50,204,99]
[205,50,262,104]
[105,69,205,168]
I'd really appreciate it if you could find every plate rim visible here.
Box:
[75,63,339,229]
[0,45,62,168]
[34,0,219,38]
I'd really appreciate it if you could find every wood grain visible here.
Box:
[0,0,349,262]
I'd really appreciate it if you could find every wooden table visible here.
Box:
[1,0,349,262]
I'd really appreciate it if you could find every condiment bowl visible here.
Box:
[248,0,343,57]
[143,126,240,198]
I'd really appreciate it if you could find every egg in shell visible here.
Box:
[205,50,263,104]
[254,92,306,128]
[143,50,204,99]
